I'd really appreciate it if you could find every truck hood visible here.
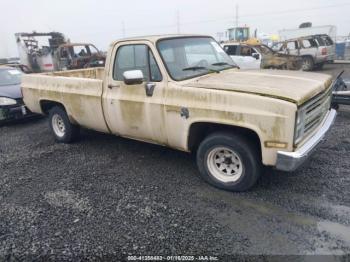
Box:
[184,69,333,105]
[0,84,22,99]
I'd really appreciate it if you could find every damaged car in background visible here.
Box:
[15,31,106,73]
[332,71,350,108]
[0,67,36,123]
[273,34,335,71]
[222,42,302,70]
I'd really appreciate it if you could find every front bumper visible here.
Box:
[275,109,337,171]
[0,104,35,123]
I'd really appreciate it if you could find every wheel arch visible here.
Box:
[39,100,78,124]
[301,54,314,59]
[187,122,262,161]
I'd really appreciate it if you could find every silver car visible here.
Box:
[275,34,335,71]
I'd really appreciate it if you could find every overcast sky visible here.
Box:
[1,0,350,57]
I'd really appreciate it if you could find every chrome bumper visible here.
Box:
[276,109,337,172]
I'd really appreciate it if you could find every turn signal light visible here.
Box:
[265,141,288,149]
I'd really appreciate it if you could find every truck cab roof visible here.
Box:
[110,34,211,45]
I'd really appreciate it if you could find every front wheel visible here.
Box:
[301,57,314,71]
[196,132,262,192]
[49,106,80,143]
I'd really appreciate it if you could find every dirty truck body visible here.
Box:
[22,35,336,191]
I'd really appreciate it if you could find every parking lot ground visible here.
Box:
[1,64,350,259]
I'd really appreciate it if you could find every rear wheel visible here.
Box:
[314,63,324,70]
[301,56,314,71]
[49,106,80,143]
[196,132,262,191]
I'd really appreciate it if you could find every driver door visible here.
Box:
[102,41,167,145]
[238,45,260,69]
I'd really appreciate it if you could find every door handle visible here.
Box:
[108,84,120,89]
[145,83,156,97]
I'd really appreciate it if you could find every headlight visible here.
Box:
[0,97,17,106]
[294,108,306,144]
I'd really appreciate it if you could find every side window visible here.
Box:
[309,39,318,47]
[240,46,253,56]
[114,45,146,80]
[279,43,286,51]
[302,40,312,48]
[224,45,238,56]
[315,37,326,46]
[113,44,162,82]
[324,36,334,46]
[287,41,296,50]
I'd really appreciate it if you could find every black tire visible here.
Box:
[332,103,339,110]
[301,56,314,71]
[196,132,262,192]
[314,63,324,70]
[48,106,80,143]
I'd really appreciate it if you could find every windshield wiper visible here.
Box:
[212,62,229,66]
[183,66,220,73]
[182,66,208,71]
[212,62,239,69]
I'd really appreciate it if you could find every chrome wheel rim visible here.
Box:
[207,147,243,183]
[52,114,66,137]
[302,59,311,70]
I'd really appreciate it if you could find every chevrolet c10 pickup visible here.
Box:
[22,35,337,191]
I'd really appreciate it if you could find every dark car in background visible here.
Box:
[0,66,35,123]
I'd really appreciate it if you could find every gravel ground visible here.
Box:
[0,64,350,260]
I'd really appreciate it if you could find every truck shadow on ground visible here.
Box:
[0,115,43,128]
[75,106,350,199]
[78,126,301,193]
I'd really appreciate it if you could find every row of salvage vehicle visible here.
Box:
[222,34,335,71]
[0,34,349,192]
[1,31,106,123]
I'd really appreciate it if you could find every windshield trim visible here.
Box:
[156,36,235,82]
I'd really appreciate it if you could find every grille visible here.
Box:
[303,88,332,137]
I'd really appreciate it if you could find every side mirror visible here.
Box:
[123,70,144,85]
[252,53,260,60]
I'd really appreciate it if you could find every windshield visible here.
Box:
[157,37,237,81]
[0,68,22,86]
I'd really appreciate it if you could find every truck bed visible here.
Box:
[47,67,105,80]
[22,67,110,133]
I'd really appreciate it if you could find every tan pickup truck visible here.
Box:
[22,35,337,191]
